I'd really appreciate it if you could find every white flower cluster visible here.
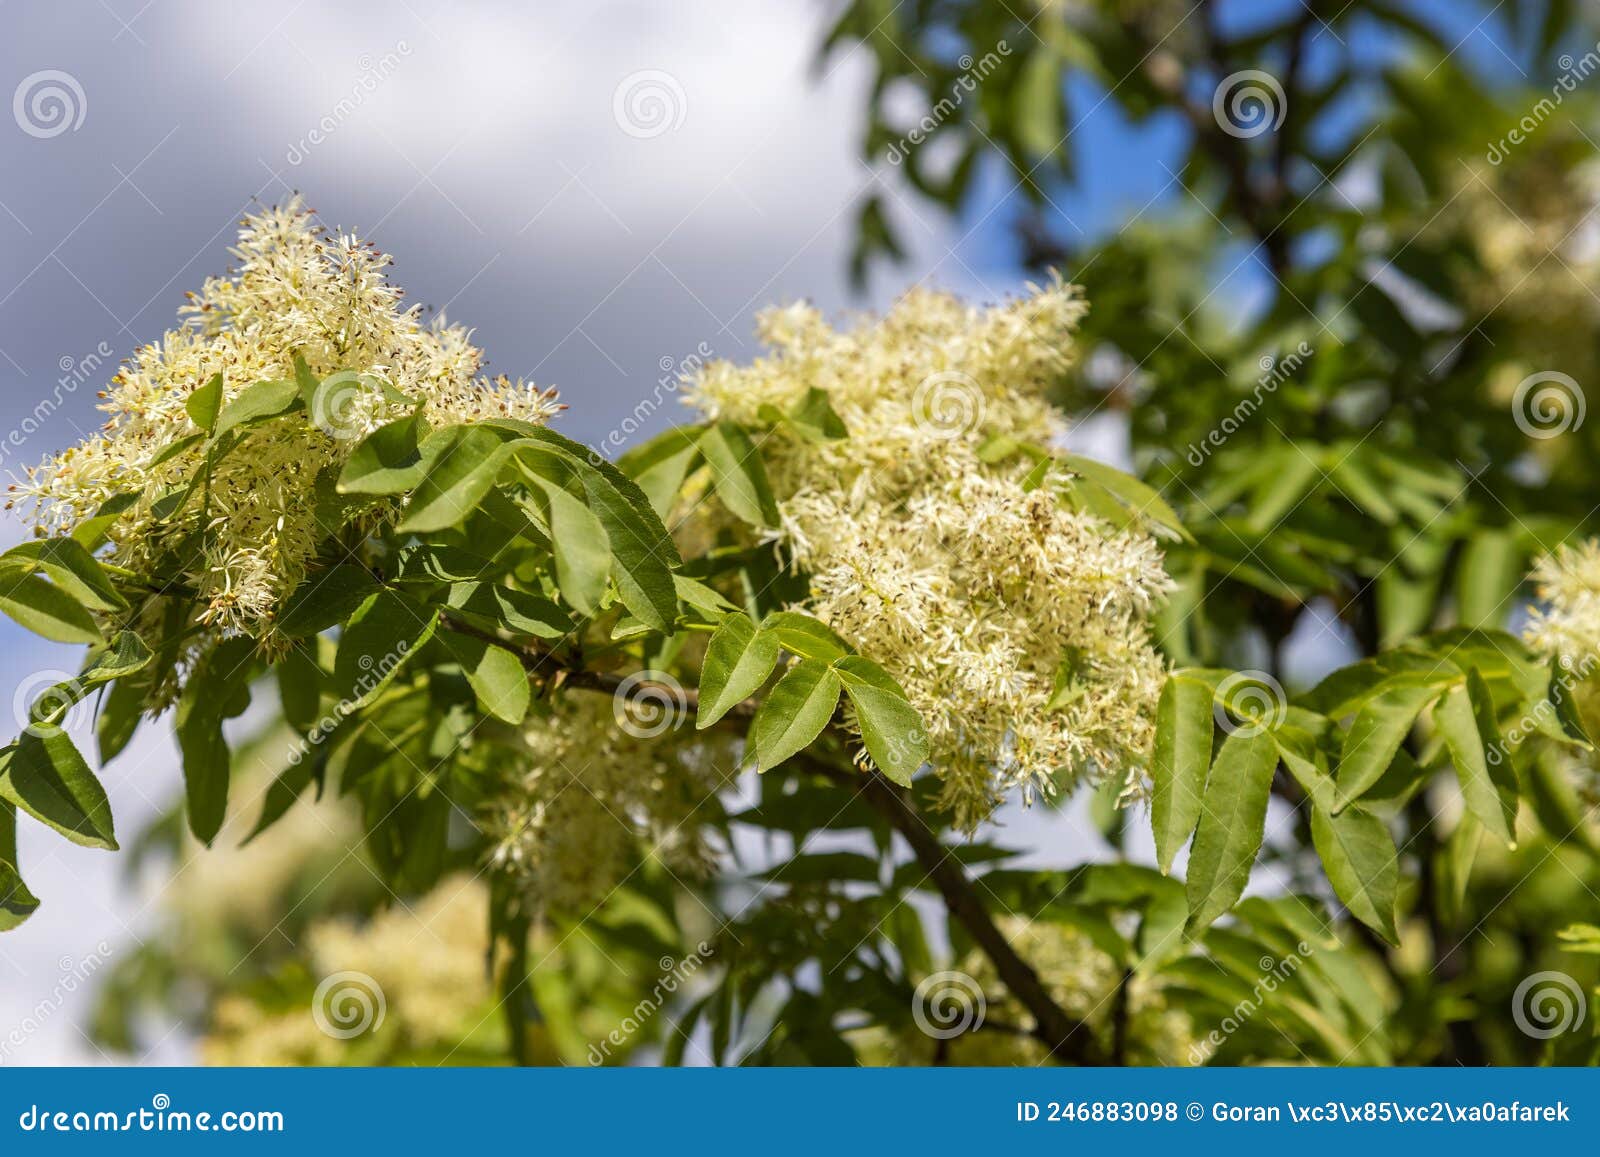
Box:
[483,697,728,915]
[685,283,1172,825]
[202,877,496,1065]
[1525,539,1600,664]
[12,199,559,640]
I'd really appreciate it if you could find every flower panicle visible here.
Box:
[14,198,560,642]
[682,277,1170,827]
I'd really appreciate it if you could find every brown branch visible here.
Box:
[804,757,1108,1064]
[1273,0,1323,190]
[1126,1,1291,276]
[440,614,1108,1065]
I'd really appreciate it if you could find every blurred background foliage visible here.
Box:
[90,0,1600,1066]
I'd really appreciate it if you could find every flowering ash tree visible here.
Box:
[5,198,1599,1067]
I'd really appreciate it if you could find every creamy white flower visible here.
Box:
[482,697,729,915]
[12,199,559,643]
[1525,539,1600,664]
[202,876,497,1065]
[684,281,1172,826]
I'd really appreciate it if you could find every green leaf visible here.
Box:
[1438,812,1482,927]
[1058,452,1192,542]
[149,432,205,468]
[1336,675,1446,809]
[1328,451,1399,524]
[175,638,255,845]
[186,371,224,432]
[698,614,780,728]
[673,574,738,618]
[1435,670,1519,845]
[1185,729,1278,934]
[1556,923,1600,955]
[85,629,152,682]
[732,784,877,835]
[23,631,153,731]
[1311,804,1399,944]
[0,804,39,930]
[276,565,382,637]
[242,758,316,847]
[292,352,320,406]
[833,655,927,786]
[1273,723,1338,811]
[1456,529,1522,630]
[213,378,301,438]
[3,537,127,611]
[760,850,882,884]
[70,493,138,551]
[1523,742,1600,853]
[1550,658,1594,747]
[397,425,512,533]
[517,452,611,617]
[337,413,430,494]
[392,544,500,584]
[0,572,102,644]
[1376,568,1440,649]
[749,659,842,772]
[1244,445,1321,533]
[574,455,680,631]
[700,421,780,527]
[0,862,39,931]
[763,611,852,663]
[445,583,572,640]
[97,677,144,764]
[1151,674,1213,875]
[276,642,324,734]
[513,426,680,560]
[333,590,437,711]
[511,427,684,624]
[788,388,848,441]
[0,727,117,851]
[1013,45,1063,159]
[618,427,703,519]
[442,631,530,724]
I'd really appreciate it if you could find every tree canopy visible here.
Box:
[6,0,1600,1068]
